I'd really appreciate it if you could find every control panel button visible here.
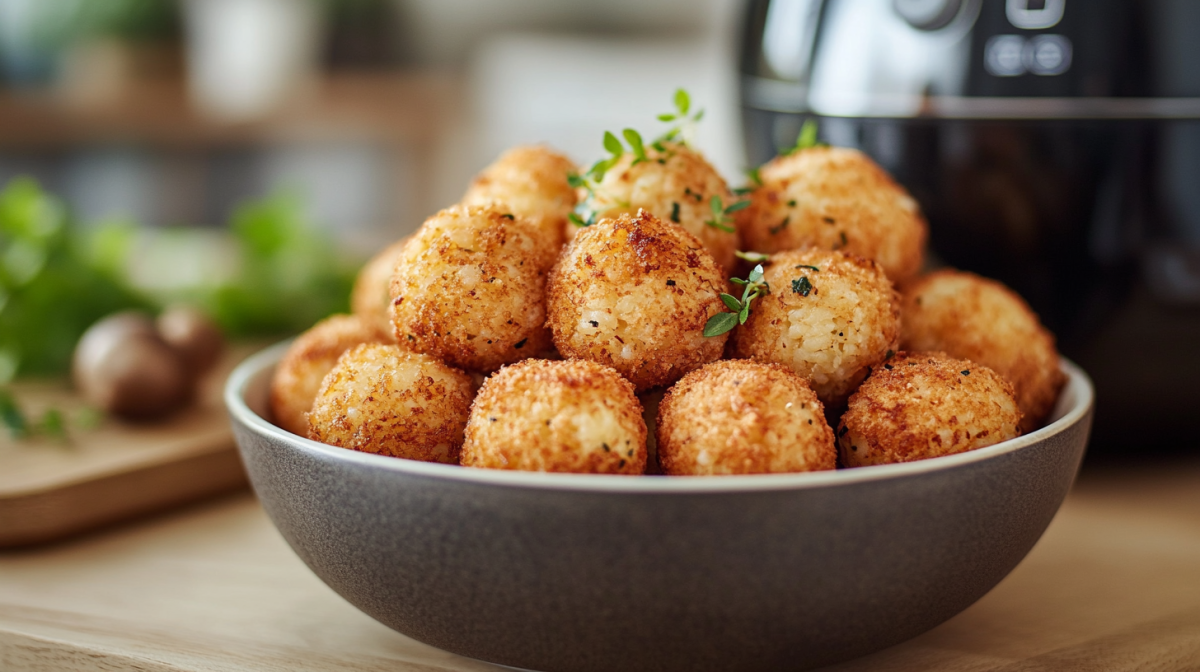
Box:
[985,35,1026,76]
[1025,34,1072,75]
[1006,0,1065,30]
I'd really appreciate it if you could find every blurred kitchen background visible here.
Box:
[1,0,1198,454]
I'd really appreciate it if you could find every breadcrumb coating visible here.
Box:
[901,269,1065,433]
[269,313,392,436]
[462,145,576,250]
[657,359,836,475]
[733,249,901,409]
[390,204,556,373]
[547,210,729,391]
[461,359,647,474]
[738,146,926,284]
[307,344,474,463]
[350,236,409,332]
[838,351,1022,467]
[574,141,739,271]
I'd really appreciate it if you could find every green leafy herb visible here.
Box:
[782,118,826,156]
[705,195,749,234]
[0,389,27,438]
[733,166,763,196]
[769,216,790,235]
[704,264,770,337]
[794,264,820,272]
[670,202,681,223]
[791,276,813,296]
[38,408,66,440]
[735,250,770,263]
[655,88,706,146]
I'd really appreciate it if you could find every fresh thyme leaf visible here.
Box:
[720,293,743,313]
[39,408,66,440]
[704,195,738,233]
[624,128,647,162]
[746,166,763,186]
[732,186,755,196]
[675,88,690,116]
[723,199,751,215]
[670,202,681,223]
[568,213,588,227]
[730,277,749,286]
[500,213,515,220]
[769,216,790,235]
[748,264,765,284]
[783,119,825,156]
[657,113,676,122]
[603,131,623,155]
[792,276,813,296]
[735,250,770,263]
[567,172,586,189]
[738,302,750,324]
[794,264,820,271]
[704,312,738,337]
[693,109,705,122]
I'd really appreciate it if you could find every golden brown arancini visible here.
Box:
[837,351,1022,467]
[269,313,392,436]
[462,145,576,250]
[389,204,556,373]
[573,141,739,271]
[350,236,409,331]
[733,249,901,409]
[547,209,729,392]
[461,359,647,474]
[657,359,836,476]
[900,269,1065,433]
[307,344,474,463]
[737,146,927,284]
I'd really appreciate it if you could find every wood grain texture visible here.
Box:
[0,460,1198,671]
[0,352,251,548]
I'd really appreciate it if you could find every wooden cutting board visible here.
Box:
[0,349,254,548]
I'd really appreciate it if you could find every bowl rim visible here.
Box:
[226,341,1093,494]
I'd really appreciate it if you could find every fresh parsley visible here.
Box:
[704,264,770,337]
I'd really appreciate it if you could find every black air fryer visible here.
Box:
[740,0,1200,454]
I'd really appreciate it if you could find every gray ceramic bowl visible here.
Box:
[226,343,1094,672]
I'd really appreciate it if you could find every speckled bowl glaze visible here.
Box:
[226,343,1093,672]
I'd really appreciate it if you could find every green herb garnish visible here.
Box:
[705,195,749,234]
[655,88,705,146]
[782,119,825,156]
[735,250,770,263]
[0,389,28,438]
[791,276,813,296]
[704,264,770,337]
[794,264,819,271]
[769,216,790,235]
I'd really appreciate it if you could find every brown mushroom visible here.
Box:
[156,305,224,377]
[73,312,190,420]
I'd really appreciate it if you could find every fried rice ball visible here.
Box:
[900,269,1065,433]
[547,210,729,392]
[573,141,739,271]
[350,236,409,331]
[269,314,392,436]
[737,146,927,284]
[307,344,474,463]
[837,351,1022,467]
[657,360,836,476]
[390,204,556,373]
[733,249,901,409]
[461,145,576,250]
[461,359,647,474]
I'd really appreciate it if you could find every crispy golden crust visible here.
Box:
[737,146,927,284]
[900,269,1065,433]
[307,344,474,463]
[268,314,392,436]
[389,204,556,373]
[350,236,410,332]
[733,249,901,409]
[572,142,739,271]
[462,145,576,250]
[656,359,836,476]
[547,210,729,392]
[461,359,647,474]
[838,351,1021,467]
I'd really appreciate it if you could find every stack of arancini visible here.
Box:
[268,108,1066,475]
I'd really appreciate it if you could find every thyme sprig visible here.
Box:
[782,118,826,156]
[655,88,705,147]
[705,195,750,233]
[704,264,770,337]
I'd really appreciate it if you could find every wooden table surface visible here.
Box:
[2,459,1199,672]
